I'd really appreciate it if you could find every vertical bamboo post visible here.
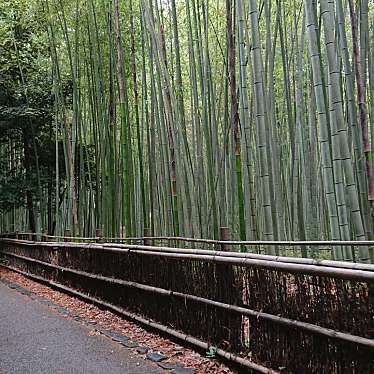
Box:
[144,227,152,246]
[95,228,102,243]
[42,230,48,242]
[63,229,71,261]
[220,226,231,252]
[28,232,33,241]
[64,229,71,242]
[120,226,125,240]
[15,230,19,240]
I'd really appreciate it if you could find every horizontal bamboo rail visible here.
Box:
[4,232,374,246]
[103,243,374,271]
[2,238,374,272]
[1,249,373,349]
[107,236,374,247]
[1,239,374,280]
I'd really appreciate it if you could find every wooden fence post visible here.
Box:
[95,228,102,243]
[15,230,19,240]
[144,228,152,246]
[42,231,48,242]
[120,226,125,239]
[220,226,231,252]
[64,229,71,242]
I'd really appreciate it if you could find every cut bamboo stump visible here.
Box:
[64,230,71,242]
[95,229,102,243]
[143,228,152,246]
[220,227,231,252]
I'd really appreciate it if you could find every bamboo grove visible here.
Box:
[1,0,374,262]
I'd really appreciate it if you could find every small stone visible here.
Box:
[55,306,68,314]
[112,335,129,345]
[122,340,138,348]
[136,347,148,354]
[101,329,116,337]
[40,299,54,306]
[94,327,106,334]
[146,352,167,362]
[158,362,178,370]
[171,368,197,374]
[101,329,126,343]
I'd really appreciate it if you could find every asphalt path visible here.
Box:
[0,282,163,374]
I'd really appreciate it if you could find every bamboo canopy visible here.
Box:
[2,0,374,264]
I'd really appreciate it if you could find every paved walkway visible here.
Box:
[0,282,163,374]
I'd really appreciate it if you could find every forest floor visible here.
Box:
[0,268,234,374]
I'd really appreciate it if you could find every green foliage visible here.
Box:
[0,174,28,211]
[0,0,56,222]
[206,346,217,358]
[0,0,48,78]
